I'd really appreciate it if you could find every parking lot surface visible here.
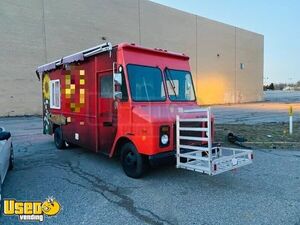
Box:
[213,91,300,124]
[0,116,299,225]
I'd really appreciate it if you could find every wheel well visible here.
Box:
[52,124,59,134]
[113,137,133,158]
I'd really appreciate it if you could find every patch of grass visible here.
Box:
[215,122,300,150]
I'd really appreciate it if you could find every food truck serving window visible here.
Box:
[50,79,61,109]
[127,65,166,102]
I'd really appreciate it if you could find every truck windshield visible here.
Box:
[127,65,166,102]
[165,69,196,101]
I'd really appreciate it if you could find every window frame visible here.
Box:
[164,68,197,102]
[49,79,61,109]
[99,74,113,99]
[126,64,167,102]
[119,70,129,102]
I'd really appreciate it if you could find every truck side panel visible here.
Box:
[44,61,97,151]
[43,49,117,153]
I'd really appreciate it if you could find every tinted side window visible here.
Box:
[100,75,113,98]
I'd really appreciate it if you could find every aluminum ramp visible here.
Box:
[176,107,253,175]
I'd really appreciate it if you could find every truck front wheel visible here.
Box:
[54,127,66,150]
[121,143,148,178]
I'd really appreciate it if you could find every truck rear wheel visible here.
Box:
[121,143,148,178]
[54,127,66,150]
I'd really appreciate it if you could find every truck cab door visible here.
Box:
[97,72,117,154]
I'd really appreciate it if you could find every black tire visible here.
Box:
[8,143,14,170]
[120,143,148,178]
[54,127,66,150]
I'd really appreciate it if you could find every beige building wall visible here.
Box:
[0,0,45,116]
[236,28,264,103]
[0,0,264,116]
[139,0,197,80]
[196,17,237,104]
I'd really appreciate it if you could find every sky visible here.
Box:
[151,0,300,84]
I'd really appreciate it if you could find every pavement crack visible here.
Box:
[60,162,175,225]
[14,157,59,172]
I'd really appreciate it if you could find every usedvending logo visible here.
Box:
[3,197,61,222]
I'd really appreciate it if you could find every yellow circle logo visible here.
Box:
[43,74,50,100]
[41,197,61,216]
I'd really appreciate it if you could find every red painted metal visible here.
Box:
[43,43,214,158]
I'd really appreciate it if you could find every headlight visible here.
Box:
[159,125,170,147]
[161,134,169,145]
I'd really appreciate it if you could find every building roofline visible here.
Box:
[148,0,264,37]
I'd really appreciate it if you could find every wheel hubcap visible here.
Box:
[125,151,137,169]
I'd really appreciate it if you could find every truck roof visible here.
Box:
[35,42,189,79]
[118,43,189,60]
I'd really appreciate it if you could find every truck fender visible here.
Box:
[109,135,135,158]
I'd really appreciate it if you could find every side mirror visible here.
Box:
[113,72,122,100]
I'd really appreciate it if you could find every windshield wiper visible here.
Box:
[165,69,177,98]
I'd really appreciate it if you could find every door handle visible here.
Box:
[103,122,113,127]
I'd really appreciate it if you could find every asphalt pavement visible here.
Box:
[0,116,299,225]
[213,91,300,124]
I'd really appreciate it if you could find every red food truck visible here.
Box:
[36,42,253,178]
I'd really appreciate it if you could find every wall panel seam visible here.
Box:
[41,0,47,63]
[234,27,237,103]
[195,15,198,94]
[138,0,142,45]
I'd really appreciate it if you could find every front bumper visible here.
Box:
[147,144,221,167]
[148,150,175,167]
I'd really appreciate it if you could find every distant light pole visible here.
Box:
[264,76,269,86]
[289,106,293,135]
